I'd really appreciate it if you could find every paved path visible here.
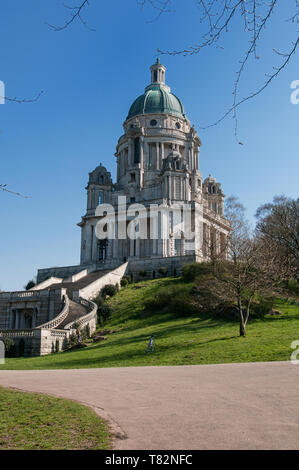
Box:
[1,362,299,449]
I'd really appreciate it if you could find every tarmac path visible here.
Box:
[0,361,298,449]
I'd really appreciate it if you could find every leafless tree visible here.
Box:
[255,195,299,281]
[197,195,283,336]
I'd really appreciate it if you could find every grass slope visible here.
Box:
[0,387,111,449]
[1,277,298,370]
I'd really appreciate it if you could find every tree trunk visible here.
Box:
[240,320,246,337]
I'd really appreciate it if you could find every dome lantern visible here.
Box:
[150,58,166,86]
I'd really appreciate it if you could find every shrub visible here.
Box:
[182,262,213,282]
[1,336,16,357]
[55,339,60,353]
[18,338,25,357]
[287,279,299,296]
[139,270,146,278]
[68,332,78,348]
[25,280,36,290]
[250,298,274,318]
[85,324,90,338]
[158,267,167,277]
[94,295,112,325]
[100,284,118,298]
[120,278,129,288]
[144,284,196,316]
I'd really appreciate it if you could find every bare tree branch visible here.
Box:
[152,0,299,143]
[0,184,31,198]
[137,0,175,22]
[47,0,95,31]
[1,90,44,104]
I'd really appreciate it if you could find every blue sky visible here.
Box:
[0,0,298,291]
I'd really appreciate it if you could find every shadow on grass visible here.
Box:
[42,333,241,369]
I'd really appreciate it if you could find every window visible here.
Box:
[175,122,181,129]
[150,119,157,126]
[134,137,140,164]
[97,239,107,261]
[153,70,158,82]
[130,173,136,182]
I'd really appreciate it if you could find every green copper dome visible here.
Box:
[127,84,185,120]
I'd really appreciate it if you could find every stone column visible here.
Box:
[140,136,144,169]
[16,311,20,329]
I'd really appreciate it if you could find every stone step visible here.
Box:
[49,269,111,298]
[56,299,88,329]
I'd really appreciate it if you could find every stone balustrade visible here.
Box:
[0,329,35,338]
[64,297,97,333]
[36,295,70,329]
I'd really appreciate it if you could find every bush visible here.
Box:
[1,336,16,357]
[25,280,36,291]
[251,298,274,318]
[68,332,78,348]
[144,284,196,316]
[139,270,146,278]
[18,338,25,357]
[182,262,213,282]
[94,295,112,325]
[84,324,90,339]
[158,267,167,277]
[287,279,299,296]
[100,284,118,298]
[120,278,129,288]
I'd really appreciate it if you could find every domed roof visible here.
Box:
[126,60,186,120]
[127,85,185,120]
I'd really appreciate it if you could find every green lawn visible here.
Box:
[1,277,299,370]
[0,387,111,450]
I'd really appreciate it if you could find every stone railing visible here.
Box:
[64,297,97,332]
[0,329,35,338]
[36,295,70,330]
[73,262,128,301]
[0,290,42,300]
[30,277,63,291]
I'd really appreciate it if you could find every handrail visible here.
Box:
[37,295,70,329]
[64,297,97,330]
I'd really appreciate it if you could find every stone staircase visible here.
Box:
[48,270,111,299]
[56,299,87,329]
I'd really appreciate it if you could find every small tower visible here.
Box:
[150,58,166,86]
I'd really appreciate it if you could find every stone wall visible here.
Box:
[0,328,71,356]
[127,254,198,280]
[73,262,128,301]
[0,289,66,329]
[37,264,96,284]
[30,277,63,291]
